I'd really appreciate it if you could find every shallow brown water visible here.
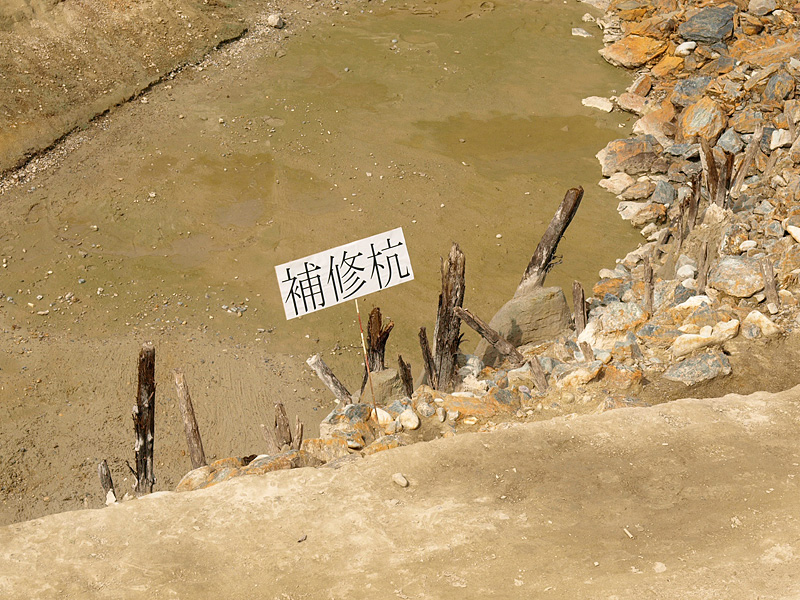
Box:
[0,0,646,524]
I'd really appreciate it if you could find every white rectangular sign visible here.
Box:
[275,227,414,320]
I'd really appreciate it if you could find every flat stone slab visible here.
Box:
[3,387,800,598]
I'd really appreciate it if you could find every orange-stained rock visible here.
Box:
[176,465,213,492]
[736,37,800,68]
[362,434,408,456]
[302,437,351,462]
[244,450,324,475]
[439,388,520,420]
[624,14,677,38]
[208,457,246,470]
[593,277,628,299]
[602,363,644,388]
[650,55,684,78]
[600,36,667,69]
[679,96,726,142]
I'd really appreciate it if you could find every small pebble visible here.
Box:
[392,473,409,488]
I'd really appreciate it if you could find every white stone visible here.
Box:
[572,28,593,38]
[743,310,781,336]
[770,129,792,150]
[398,408,421,430]
[675,41,696,56]
[392,473,409,488]
[767,302,779,315]
[105,489,117,506]
[739,240,758,252]
[582,96,614,112]
[677,295,713,309]
[676,264,697,278]
[787,225,800,244]
[678,323,700,334]
[598,172,635,195]
[670,319,739,357]
[374,407,393,427]
[436,406,446,422]
[267,13,285,28]
[581,13,596,22]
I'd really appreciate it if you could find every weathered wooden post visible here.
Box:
[572,281,587,335]
[730,124,764,199]
[517,187,584,293]
[398,355,414,397]
[696,241,709,294]
[262,399,304,455]
[361,307,394,392]
[132,342,155,495]
[97,459,116,505]
[172,369,206,470]
[687,173,700,232]
[306,354,353,404]
[643,255,654,314]
[431,243,466,392]
[761,258,780,308]
[418,327,437,390]
[454,306,525,368]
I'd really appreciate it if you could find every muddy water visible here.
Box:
[1,0,636,387]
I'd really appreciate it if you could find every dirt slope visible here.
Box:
[2,386,800,599]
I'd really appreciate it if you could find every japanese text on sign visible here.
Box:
[275,228,414,319]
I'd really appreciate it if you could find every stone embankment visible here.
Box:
[177,0,800,492]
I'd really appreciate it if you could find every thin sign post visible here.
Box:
[275,227,414,320]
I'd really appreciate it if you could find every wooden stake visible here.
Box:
[398,355,414,397]
[761,258,780,307]
[454,306,525,368]
[132,342,156,496]
[274,400,292,448]
[418,327,437,390]
[518,187,584,293]
[643,255,654,314]
[687,173,700,233]
[696,241,709,294]
[361,306,393,392]
[306,354,353,405]
[730,124,764,199]
[579,341,594,362]
[172,369,206,470]
[700,138,718,203]
[528,358,549,394]
[292,415,304,452]
[355,299,377,412]
[432,243,466,392]
[97,459,116,505]
[572,281,587,335]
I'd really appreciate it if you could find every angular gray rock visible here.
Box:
[663,351,732,385]
[475,286,571,367]
[677,5,737,44]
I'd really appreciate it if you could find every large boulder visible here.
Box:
[359,368,405,406]
[475,286,571,367]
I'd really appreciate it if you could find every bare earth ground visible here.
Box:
[2,387,800,599]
